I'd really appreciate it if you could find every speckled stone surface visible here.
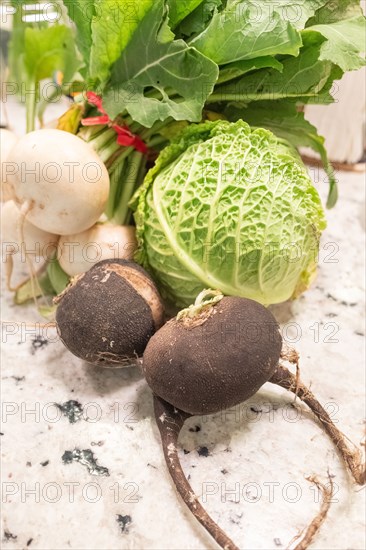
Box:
[1,103,365,550]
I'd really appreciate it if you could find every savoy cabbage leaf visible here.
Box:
[133,120,326,307]
[224,101,338,207]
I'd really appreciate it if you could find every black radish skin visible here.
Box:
[55,259,164,366]
[143,295,282,415]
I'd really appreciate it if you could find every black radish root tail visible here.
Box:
[153,396,240,550]
[289,474,334,550]
[270,364,365,486]
[154,396,334,550]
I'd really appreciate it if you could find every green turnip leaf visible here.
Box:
[306,0,364,25]
[304,16,366,71]
[62,0,95,68]
[175,0,222,39]
[217,57,283,85]
[190,0,330,65]
[208,36,340,104]
[166,0,205,28]
[103,2,218,127]
[89,0,154,83]
[24,25,80,83]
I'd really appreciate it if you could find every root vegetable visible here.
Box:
[55,259,164,366]
[1,200,59,290]
[144,291,282,415]
[57,223,137,277]
[142,290,365,550]
[5,129,110,235]
[1,129,18,202]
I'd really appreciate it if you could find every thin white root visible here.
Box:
[5,253,16,291]
[16,201,51,311]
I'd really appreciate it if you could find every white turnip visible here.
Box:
[1,200,59,289]
[1,129,18,202]
[57,223,137,276]
[4,129,110,235]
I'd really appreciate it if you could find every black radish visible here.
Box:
[55,259,164,366]
[142,290,365,550]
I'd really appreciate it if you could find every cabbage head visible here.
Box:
[132,120,326,307]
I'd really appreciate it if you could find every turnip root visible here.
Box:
[5,129,110,235]
[143,290,365,550]
[55,259,164,366]
[1,129,18,202]
[57,223,137,276]
[1,200,59,290]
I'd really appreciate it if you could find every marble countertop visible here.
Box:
[1,102,365,550]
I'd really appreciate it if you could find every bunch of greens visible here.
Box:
[60,0,365,208]
[7,0,365,308]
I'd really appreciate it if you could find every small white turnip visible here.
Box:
[57,223,137,276]
[5,129,110,235]
[1,200,59,289]
[1,129,18,202]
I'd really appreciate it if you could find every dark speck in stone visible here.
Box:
[26,461,32,467]
[56,400,83,423]
[62,449,110,477]
[116,514,132,534]
[31,335,48,354]
[189,425,201,432]
[40,460,49,467]
[0,433,3,436]
[221,468,228,475]
[11,375,25,383]
[197,446,209,457]
[230,512,243,524]
[325,312,338,318]
[3,530,17,541]
[183,449,190,454]
[274,538,282,547]
[250,406,262,414]
[355,331,364,336]
[27,538,33,546]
